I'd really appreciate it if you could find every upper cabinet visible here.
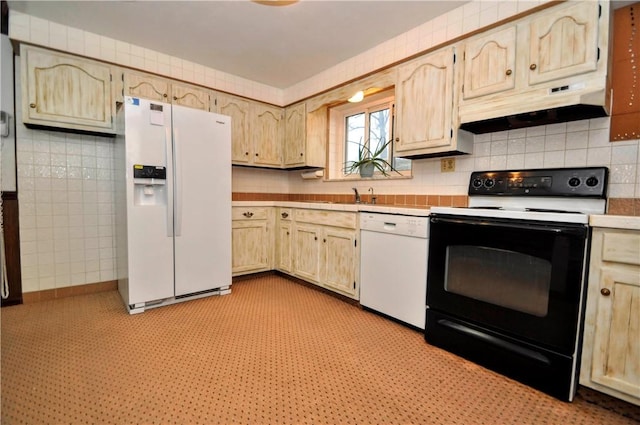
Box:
[462,26,517,100]
[395,46,472,158]
[123,71,210,111]
[250,103,283,167]
[214,92,251,164]
[459,1,610,129]
[283,102,306,167]
[527,1,600,86]
[21,45,116,135]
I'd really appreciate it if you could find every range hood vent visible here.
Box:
[459,104,609,134]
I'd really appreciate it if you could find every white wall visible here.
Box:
[1,34,16,192]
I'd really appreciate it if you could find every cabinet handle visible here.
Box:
[286,231,290,235]
[314,236,318,241]
[600,288,611,296]
[173,96,178,101]
[243,212,254,218]
[245,152,249,156]
[323,238,326,243]
[505,69,512,76]
[529,64,537,71]
[29,103,36,108]
[255,153,259,157]
[163,93,168,98]
[300,153,303,157]
[281,212,289,218]
[395,137,400,142]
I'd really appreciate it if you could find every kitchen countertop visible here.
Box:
[232,201,431,217]
[590,214,640,231]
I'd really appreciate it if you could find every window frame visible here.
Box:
[327,90,411,181]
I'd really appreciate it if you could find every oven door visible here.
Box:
[426,213,588,355]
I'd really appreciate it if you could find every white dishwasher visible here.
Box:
[359,212,429,330]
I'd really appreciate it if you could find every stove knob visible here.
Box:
[484,179,495,188]
[568,177,581,187]
[472,178,484,189]
[586,176,599,187]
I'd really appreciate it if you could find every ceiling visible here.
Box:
[7,0,468,88]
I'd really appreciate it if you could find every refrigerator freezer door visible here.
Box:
[172,105,232,296]
[124,98,175,304]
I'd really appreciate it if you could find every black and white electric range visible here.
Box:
[426,167,608,401]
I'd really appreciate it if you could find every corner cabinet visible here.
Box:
[21,45,116,135]
[283,103,307,167]
[394,46,472,158]
[231,207,274,276]
[214,93,251,164]
[580,228,640,406]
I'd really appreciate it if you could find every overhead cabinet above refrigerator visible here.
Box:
[115,96,232,314]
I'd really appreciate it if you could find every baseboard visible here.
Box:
[22,280,118,304]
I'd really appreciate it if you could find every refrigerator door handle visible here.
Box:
[173,128,183,237]
[165,127,174,237]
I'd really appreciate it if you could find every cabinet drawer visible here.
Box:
[278,208,292,221]
[602,231,640,266]
[232,207,269,221]
[294,209,356,229]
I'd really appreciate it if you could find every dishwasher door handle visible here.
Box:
[383,222,397,231]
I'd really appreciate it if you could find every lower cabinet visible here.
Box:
[291,209,359,299]
[580,227,640,406]
[231,207,274,276]
[276,208,293,273]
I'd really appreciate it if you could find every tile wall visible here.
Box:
[14,63,117,294]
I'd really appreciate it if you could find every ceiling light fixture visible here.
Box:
[348,91,364,103]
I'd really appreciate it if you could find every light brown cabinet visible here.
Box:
[395,46,472,158]
[123,71,210,111]
[251,103,283,167]
[276,208,293,273]
[458,1,609,126]
[283,103,307,167]
[21,45,116,134]
[580,228,640,406]
[292,209,359,298]
[231,207,274,276]
[214,93,251,164]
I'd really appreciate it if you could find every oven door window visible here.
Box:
[445,246,552,317]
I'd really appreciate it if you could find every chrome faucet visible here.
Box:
[368,187,376,204]
[352,187,361,203]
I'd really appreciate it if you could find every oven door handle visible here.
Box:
[430,216,586,236]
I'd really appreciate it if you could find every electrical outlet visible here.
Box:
[441,158,456,172]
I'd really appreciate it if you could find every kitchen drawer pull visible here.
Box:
[600,288,611,296]
[529,63,537,71]
[29,103,36,108]
[281,212,289,218]
[505,69,512,76]
[243,212,254,218]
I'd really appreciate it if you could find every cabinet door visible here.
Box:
[284,103,306,166]
[124,72,170,102]
[251,104,283,167]
[322,227,357,297]
[395,47,455,153]
[528,1,600,85]
[22,46,115,133]
[216,93,251,164]
[293,224,321,283]
[589,266,640,400]
[462,26,517,100]
[232,221,269,274]
[172,83,210,111]
[277,222,292,273]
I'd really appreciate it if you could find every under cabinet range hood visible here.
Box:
[457,1,612,134]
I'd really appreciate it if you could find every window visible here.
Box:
[328,89,411,180]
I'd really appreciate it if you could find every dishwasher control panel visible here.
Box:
[359,212,429,238]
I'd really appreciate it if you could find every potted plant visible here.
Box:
[343,139,397,178]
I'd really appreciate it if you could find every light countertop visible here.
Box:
[232,201,431,217]
[590,215,640,231]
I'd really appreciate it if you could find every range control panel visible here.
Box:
[468,167,608,198]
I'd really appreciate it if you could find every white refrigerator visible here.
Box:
[115,96,231,314]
